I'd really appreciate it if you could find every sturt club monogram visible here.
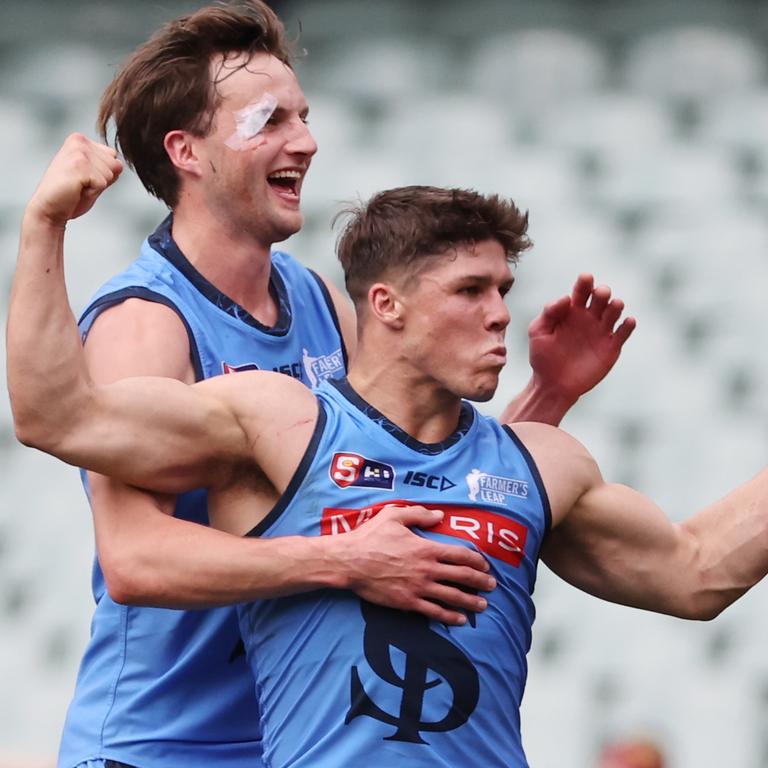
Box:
[345,601,479,744]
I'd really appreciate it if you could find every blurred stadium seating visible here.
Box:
[1,1,767,766]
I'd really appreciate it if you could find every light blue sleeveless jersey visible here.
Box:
[58,216,347,768]
[239,378,551,768]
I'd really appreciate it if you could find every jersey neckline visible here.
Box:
[148,215,292,335]
[329,377,475,456]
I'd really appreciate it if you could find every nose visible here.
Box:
[486,291,510,332]
[286,119,318,158]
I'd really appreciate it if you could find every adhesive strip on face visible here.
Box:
[224,92,278,150]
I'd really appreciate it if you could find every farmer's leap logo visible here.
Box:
[465,468,528,505]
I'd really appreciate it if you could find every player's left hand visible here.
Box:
[527,273,636,405]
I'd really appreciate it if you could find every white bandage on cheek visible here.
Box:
[224,92,278,150]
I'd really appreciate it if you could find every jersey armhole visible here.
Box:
[245,401,328,538]
[502,424,553,534]
[79,286,205,382]
[307,270,349,370]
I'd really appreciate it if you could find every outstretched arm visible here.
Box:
[514,422,768,620]
[548,470,768,620]
[501,274,636,426]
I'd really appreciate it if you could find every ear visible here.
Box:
[163,130,204,179]
[368,282,405,330]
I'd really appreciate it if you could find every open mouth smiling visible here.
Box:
[267,169,302,198]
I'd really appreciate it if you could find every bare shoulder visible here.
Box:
[197,371,320,489]
[197,370,319,428]
[509,420,592,465]
[84,297,193,383]
[507,421,602,526]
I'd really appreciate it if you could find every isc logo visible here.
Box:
[330,453,395,491]
[404,471,456,492]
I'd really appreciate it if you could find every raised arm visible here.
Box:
[7,134,254,492]
[515,422,768,620]
[501,274,636,426]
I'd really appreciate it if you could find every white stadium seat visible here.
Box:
[625,26,765,103]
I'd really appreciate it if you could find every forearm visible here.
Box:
[681,467,768,619]
[547,468,768,621]
[500,375,578,426]
[8,212,93,448]
[98,500,347,607]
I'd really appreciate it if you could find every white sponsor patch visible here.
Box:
[465,468,529,505]
[302,347,345,388]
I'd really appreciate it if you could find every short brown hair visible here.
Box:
[336,186,532,305]
[97,1,293,208]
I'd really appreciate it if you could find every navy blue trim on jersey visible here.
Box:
[503,425,552,533]
[330,377,475,456]
[246,402,328,538]
[308,269,349,370]
[79,286,205,381]
[147,216,292,335]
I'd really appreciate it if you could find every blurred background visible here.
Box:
[1,0,768,766]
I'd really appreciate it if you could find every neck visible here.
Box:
[170,202,277,325]
[347,346,464,445]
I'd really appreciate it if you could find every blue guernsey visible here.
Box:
[58,216,346,768]
[240,377,551,768]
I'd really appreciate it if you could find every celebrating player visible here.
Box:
[9,183,767,767]
[16,3,635,768]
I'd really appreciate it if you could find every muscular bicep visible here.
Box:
[512,420,699,617]
[53,368,250,491]
[542,480,696,615]
[73,298,249,491]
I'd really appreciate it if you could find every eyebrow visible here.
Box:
[455,274,515,288]
[266,105,310,119]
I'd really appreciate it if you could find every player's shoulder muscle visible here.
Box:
[201,369,317,423]
[83,297,194,384]
[508,421,602,527]
[198,370,319,481]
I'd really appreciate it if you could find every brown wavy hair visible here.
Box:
[335,186,532,306]
[97,1,293,208]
